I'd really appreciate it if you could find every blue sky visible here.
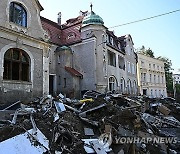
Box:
[39,0,180,73]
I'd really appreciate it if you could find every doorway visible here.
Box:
[49,74,57,96]
[143,89,147,95]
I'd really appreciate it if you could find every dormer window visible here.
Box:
[118,42,121,49]
[67,32,76,40]
[110,37,114,45]
[9,2,27,27]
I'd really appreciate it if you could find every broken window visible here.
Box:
[9,2,27,27]
[108,50,116,67]
[3,48,30,81]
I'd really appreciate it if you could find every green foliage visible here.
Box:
[137,46,174,94]
[175,84,180,102]
[176,84,180,93]
[137,46,154,58]
[157,56,174,93]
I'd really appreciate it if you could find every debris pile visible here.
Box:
[0,92,179,154]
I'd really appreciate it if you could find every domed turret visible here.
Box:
[82,3,104,25]
[82,11,104,25]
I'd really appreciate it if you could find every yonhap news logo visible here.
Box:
[113,136,178,144]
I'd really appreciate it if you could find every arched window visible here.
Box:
[109,76,116,91]
[9,2,27,27]
[3,48,30,81]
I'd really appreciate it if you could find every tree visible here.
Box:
[157,56,174,94]
[174,84,180,103]
[137,46,154,58]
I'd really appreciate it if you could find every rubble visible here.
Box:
[0,92,179,154]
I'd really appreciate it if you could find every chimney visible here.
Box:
[57,12,61,25]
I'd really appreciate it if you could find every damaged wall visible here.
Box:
[0,0,50,104]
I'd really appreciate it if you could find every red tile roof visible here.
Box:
[41,16,62,45]
[65,66,83,78]
[40,15,84,46]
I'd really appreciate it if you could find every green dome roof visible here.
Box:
[82,11,104,25]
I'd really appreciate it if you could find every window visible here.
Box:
[67,32,76,40]
[128,62,131,73]
[118,56,125,70]
[143,73,146,82]
[3,48,30,81]
[108,51,116,67]
[102,35,106,48]
[162,76,164,83]
[153,64,155,69]
[163,90,165,96]
[159,90,161,97]
[109,77,116,91]
[64,78,66,88]
[110,37,114,45]
[158,75,160,83]
[141,73,143,81]
[141,61,145,67]
[157,65,159,70]
[118,42,121,49]
[9,2,27,27]
[149,74,152,82]
[127,47,131,55]
[149,63,151,69]
[151,89,153,97]
[58,76,61,85]
[133,81,137,94]
[120,78,125,93]
[154,75,156,83]
[127,79,131,94]
[132,63,135,74]
[58,55,61,64]
[155,89,157,97]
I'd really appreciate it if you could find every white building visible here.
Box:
[137,53,167,98]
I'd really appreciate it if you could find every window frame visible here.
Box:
[9,2,27,27]
[109,76,116,91]
[108,50,116,67]
[3,48,30,82]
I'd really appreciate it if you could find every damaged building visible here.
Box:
[0,0,51,104]
[41,7,138,98]
[0,0,138,103]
